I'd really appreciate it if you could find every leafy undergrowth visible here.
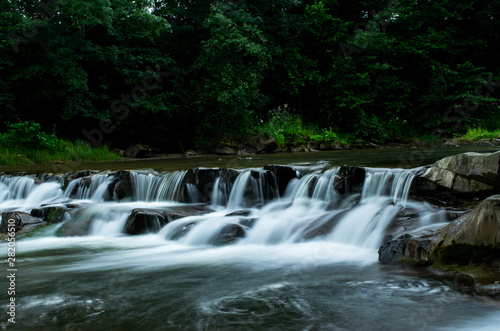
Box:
[452,127,500,141]
[0,121,120,166]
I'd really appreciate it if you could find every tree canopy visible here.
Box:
[1,0,499,150]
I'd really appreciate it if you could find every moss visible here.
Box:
[433,241,500,266]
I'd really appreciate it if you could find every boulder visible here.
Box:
[378,233,443,266]
[125,210,169,235]
[441,195,500,247]
[421,150,500,196]
[56,209,94,236]
[124,144,151,158]
[379,195,500,266]
[1,211,43,233]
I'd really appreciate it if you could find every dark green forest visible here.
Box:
[1,0,499,153]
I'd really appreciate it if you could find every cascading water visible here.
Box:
[2,159,498,331]
[65,174,111,201]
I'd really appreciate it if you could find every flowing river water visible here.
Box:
[1,147,500,330]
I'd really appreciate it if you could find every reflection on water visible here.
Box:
[2,146,499,174]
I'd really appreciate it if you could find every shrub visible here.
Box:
[0,121,65,152]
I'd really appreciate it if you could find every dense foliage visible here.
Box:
[1,0,499,151]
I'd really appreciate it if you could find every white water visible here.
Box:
[1,164,499,331]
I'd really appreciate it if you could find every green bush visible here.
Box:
[0,121,65,152]
[456,126,500,141]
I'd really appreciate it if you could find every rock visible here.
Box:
[185,150,197,156]
[30,208,44,218]
[255,136,279,154]
[125,210,169,235]
[17,223,48,235]
[56,209,94,236]
[334,166,366,194]
[214,224,246,244]
[124,144,151,158]
[62,170,97,190]
[421,151,500,195]
[263,165,298,196]
[225,210,252,217]
[378,233,442,266]
[107,171,135,200]
[1,211,43,233]
[43,206,71,223]
[215,146,238,155]
[441,195,500,247]
[379,195,500,267]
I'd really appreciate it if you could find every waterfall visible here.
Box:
[3,165,442,251]
[329,168,417,248]
[65,174,111,201]
[155,171,187,201]
[130,172,163,201]
[0,176,37,200]
[226,170,278,209]
[361,168,416,206]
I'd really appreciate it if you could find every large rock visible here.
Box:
[379,195,500,266]
[378,232,443,266]
[125,205,212,235]
[125,210,169,235]
[1,211,43,233]
[421,150,500,195]
[441,195,500,247]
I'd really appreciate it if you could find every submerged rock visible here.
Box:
[214,224,246,244]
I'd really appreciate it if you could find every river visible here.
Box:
[1,147,499,330]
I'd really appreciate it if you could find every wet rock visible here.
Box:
[225,210,252,217]
[124,144,151,158]
[43,206,71,223]
[378,233,442,266]
[62,170,97,190]
[334,166,366,194]
[107,171,135,200]
[125,210,169,235]
[1,211,43,233]
[264,165,298,196]
[56,209,94,236]
[17,223,49,235]
[30,208,44,218]
[214,224,246,244]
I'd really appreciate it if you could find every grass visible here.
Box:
[0,141,121,166]
[453,126,500,141]
[256,106,349,147]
